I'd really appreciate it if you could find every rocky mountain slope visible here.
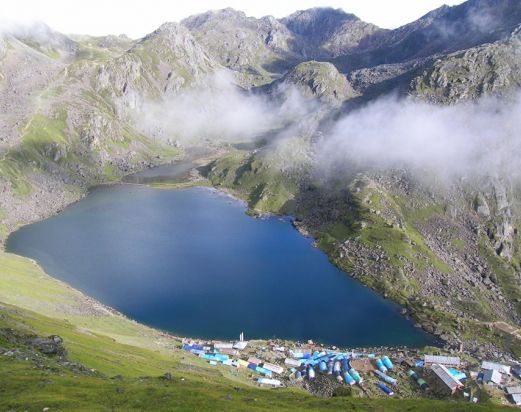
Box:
[280,8,381,59]
[411,25,521,103]
[0,22,226,240]
[181,7,381,85]
[181,1,521,82]
[204,149,521,354]
[269,61,356,105]
[182,8,298,85]
[96,22,219,117]
[333,0,521,71]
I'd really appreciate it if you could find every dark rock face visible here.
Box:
[29,335,66,356]
[335,0,521,71]
[281,8,382,58]
[163,372,173,380]
[282,8,359,37]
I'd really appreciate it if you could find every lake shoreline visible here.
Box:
[6,181,434,347]
[2,151,447,353]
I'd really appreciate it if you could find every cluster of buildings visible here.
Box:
[180,337,521,406]
[421,355,521,405]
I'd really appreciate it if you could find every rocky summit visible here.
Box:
[1,0,521,410]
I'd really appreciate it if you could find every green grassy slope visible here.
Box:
[0,308,510,411]
[3,358,509,412]
[1,252,512,410]
[205,150,299,213]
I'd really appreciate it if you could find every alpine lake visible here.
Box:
[6,161,434,348]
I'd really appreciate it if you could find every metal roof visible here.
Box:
[214,342,234,349]
[483,369,502,384]
[247,357,262,365]
[481,361,511,374]
[263,362,284,374]
[284,358,302,367]
[431,363,464,391]
[511,393,521,405]
[233,341,248,350]
[506,386,521,395]
[424,355,461,366]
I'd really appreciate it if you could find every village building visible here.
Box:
[481,361,511,375]
[505,386,521,395]
[431,363,464,394]
[483,369,502,385]
[511,393,521,406]
[424,355,461,367]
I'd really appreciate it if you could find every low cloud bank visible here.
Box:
[136,69,521,184]
[136,71,314,144]
[315,93,521,181]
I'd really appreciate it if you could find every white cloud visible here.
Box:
[135,70,314,144]
[1,0,465,38]
[316,94,521,180]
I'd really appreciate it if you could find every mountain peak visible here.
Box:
[181,8,249,30]
[141,21,203,47]
[5,21,78,60]
[282,8,362,36]
[153,22,187,36]
[284,7,359,21]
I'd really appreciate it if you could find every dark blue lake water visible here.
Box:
[6,183,433,347]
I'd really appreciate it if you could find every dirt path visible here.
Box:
[492,321,521,341]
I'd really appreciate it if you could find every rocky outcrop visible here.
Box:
[182,8,298,84]
[95,22,219,118]
[479,179,519,260]
[29,335,66,356]
[411,27,521,103]
[13,21,79,61]
[95,53,147,117]
[273,61,356,105]
[281,8,381,58]
[335,0,521,71]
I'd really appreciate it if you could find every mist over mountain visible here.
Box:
[135,70,315,144]
[317,94,521,182]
